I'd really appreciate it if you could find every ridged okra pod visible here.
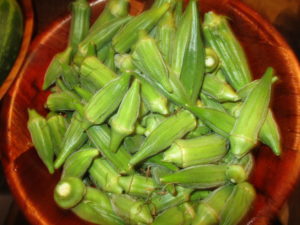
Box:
[152,206,184,225]
[202,74,239,102]
[192,185,234,225]
[62,147,99,178]
[179,0,205,103]
[47,114,68,156]
[84,73,130,124]
[160,164,247,189]
[54,177,86,209]
[220,182,256,225]
[72,187,125,225]
[163,134,228,168]
[45,91,82,112]
[110,79,141,151]
[89,158,123,194]
[111,194,153,224]
[129,110,196,166]
[203,12,252,90]
[230,68,273,157]
[27,109,54,174]
[54,113,89,169]
[112,3,170,53]
[69,0,90,51]
[80,56,117,89]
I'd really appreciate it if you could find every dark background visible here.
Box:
[0,0,299,224]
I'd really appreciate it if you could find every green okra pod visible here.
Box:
[129,110,196,166]
[179,202,196,225]
[202,74,240,102]
[201,94,227,112]
[144,153,179,172]
[192,185,234,225]
[150,164,176,195]
[203,12,252,90]
[54,113,90,169]
[54,176,86,209]
[45,91,82,112]
[173,0,183,27]
[220,182,256,225]
[80,56,117,89]
[179,0,205,103]
[160,164,247,189]
[163,134,228,168]
[89,158,123,194]
[60,63,80,90]
[105,44,116,70]
[84,73,130,124]
[43,47,72,90]
[152,206,184,225]
[110,79,141,152]
[47,114,68,156]
[190,190,212,202]
[97,44,110,62]
[69,0,90,51]
[62,147,99,178]
[230,68,273,157]
[112,3,170,53]
[186,119,211,138]
[222,102,243,118]
[205,48,219,73]
[140,113,166,136]
[73,85,93,101]
[123,134,145,154]
[27,109,54,174]
[111,194,153,224]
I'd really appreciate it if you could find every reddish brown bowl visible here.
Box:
[1,0,300,224]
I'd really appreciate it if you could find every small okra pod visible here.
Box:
[192,185,234,225]
[220,182,256,225]
[186,119,211,138]
[72,187,125,225]
[73,85,93,101]
[80,56,117,89]
[54,113,90,169]
[129,110,196,166]
[61,147,99,179]
[160,164,247,189]
[89,158,123,194]
[203,12,252,90]
[27,109,54,174]
[152,206,184,225]
[118,174,156,197]
[112,3,170,53]
[43,47,72,90]
[179,0,205,103]
[123,134,145,154]
[47,114,68,156]
[110,194,153,224]
[109,79,141,152]
[141,80,169,115]
[205,48,219,73]
[230,68,273,158]
[84,73,130,124]
[140,113,166,136]
[202,74,240,102]
[54,177,86,209]
[45,91,82,112]
[163,134,228,168]
[69,0,90,51]
[201,94,227,112]
[132,31,172,93]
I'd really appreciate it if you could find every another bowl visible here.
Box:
[1,0,300,224]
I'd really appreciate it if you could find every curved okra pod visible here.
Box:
[62,147,99,178]
[54,113,90,169]
[202,74,240,102]
[129,110,196,166]
[27,109,54,174]
[89,158,123,194]
[45,91,82,112]
[230,68,273,157]
[72,187,125,225]
[112,3,170,53]
[192,185,234,225]
[80,56,117,89]
[47,114,68,156]
[111,194,153,224]
[152,206,184,225]
[54,177,86,209]
[220,182,256,225]
[163,134,228,168]
[110,79,141,152]
[160,164,247,189]
[69,0,90,51]
[84,73,130,124]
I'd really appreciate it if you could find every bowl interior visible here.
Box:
[1,0,300,224]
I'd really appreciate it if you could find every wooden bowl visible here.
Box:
[1,0,300,224]
[0,0,34,100]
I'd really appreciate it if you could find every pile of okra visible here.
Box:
[27,0,281,224]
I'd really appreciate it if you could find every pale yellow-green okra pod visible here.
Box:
[230,67,273,158]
